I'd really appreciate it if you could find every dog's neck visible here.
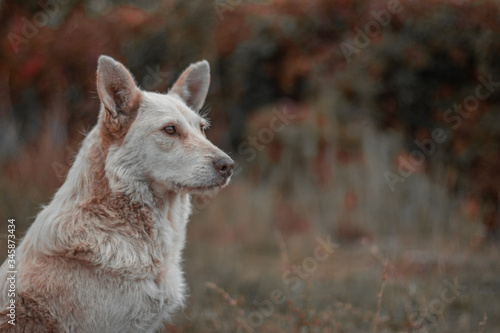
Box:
[28,123,191,262]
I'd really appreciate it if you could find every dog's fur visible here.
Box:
[0,56,234,332]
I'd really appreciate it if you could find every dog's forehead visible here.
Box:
[139,91,202,125]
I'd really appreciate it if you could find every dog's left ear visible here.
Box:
[169,60,210,112]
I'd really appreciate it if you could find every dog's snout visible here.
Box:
[213,157,234,178]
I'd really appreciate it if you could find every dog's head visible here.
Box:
[95,55,233,196]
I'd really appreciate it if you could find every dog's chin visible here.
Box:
[172,177,231,196]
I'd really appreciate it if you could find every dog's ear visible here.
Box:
[96,55,141,137]
[169,60,210,112]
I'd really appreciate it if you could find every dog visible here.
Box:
[0,55,234,332]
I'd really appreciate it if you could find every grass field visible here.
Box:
[1,114,499,332]
[165,175,499,333]
[1,0,500,332]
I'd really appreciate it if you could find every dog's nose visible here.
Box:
[213,157,234,178]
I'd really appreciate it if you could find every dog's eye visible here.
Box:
[200,125,206,135]
[164,126,176,135]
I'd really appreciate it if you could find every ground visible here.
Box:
[166,180,500,333]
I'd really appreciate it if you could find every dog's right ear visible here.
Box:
[96,55,141,138]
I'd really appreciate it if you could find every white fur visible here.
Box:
[0,56,233,332]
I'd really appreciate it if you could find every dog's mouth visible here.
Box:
[173,175,231,194]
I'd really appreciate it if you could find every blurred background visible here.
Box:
[1,0,500,332]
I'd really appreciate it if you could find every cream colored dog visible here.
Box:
[0,56,234,332]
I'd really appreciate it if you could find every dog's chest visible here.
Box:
[141,194,191,314]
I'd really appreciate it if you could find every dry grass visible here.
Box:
[1,176,499,333]
[163,172,500,332]
[0,109,498,333]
